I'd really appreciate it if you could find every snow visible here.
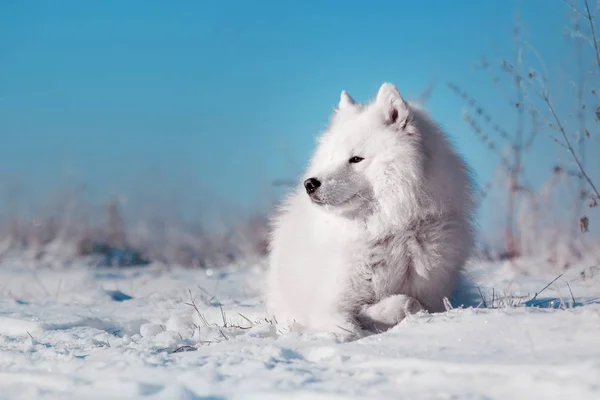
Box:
[1,259,600,399]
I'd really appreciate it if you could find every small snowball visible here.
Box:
[122,334,131,345]
[131,334,142,342]
[122,319,149,336]
[154,331,181,349]
[140,323,164,338]
[165,315,190,334]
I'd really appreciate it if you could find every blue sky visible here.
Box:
[1,0,597,231]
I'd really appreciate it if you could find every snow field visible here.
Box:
[0,260,599,399]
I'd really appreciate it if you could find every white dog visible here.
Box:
[265,82,474,337]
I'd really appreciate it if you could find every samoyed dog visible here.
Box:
[265,82,474,337]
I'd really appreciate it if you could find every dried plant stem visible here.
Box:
[542,93,600,200]
[584,0,600,72]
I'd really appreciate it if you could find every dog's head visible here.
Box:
[303,82,426,219]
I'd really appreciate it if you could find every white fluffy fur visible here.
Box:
[265,82,474,337]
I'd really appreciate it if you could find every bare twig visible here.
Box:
[219,304,227,327]
[477,287,487,308]
[541,93,600,200]
[237,313,254,327]
[584,0,600,72]
[530,274,563,302]
[185,289,210,327]
[565,281,577,306]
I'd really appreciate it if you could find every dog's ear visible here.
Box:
[375,82,410,129]
[338,90,356,110]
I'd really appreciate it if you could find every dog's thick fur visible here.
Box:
[265,83,474,337]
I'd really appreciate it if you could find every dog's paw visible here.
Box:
[358,294,424,332]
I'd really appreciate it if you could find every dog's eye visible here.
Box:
[348,156,364,164]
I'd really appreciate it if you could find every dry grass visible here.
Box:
[450,0,600,266]
[0,187,270,268]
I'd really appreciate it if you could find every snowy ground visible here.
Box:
[1,257,600,400]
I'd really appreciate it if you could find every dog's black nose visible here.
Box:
[303,178,321,194]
